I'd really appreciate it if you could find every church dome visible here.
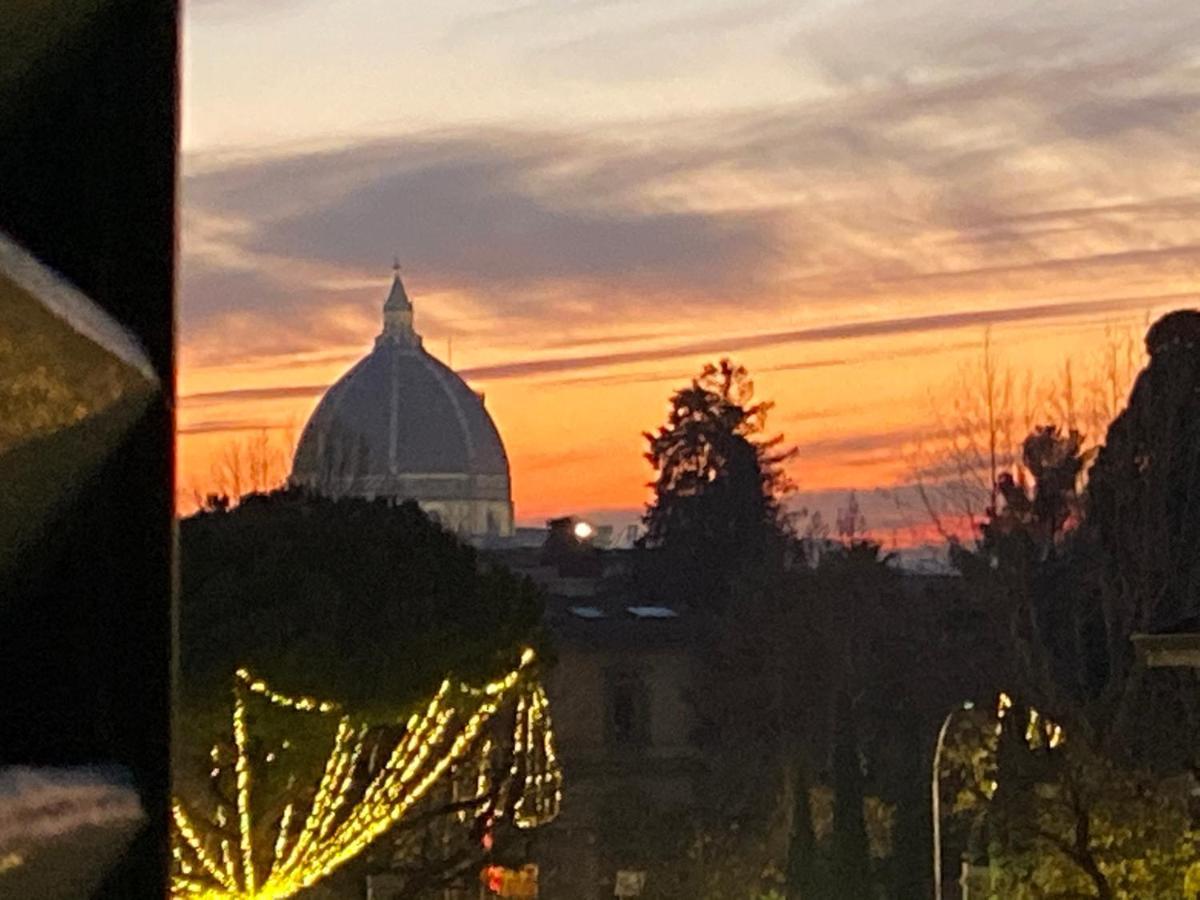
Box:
[291,269,513,537]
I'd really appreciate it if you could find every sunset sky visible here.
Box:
[178,0,1200,539]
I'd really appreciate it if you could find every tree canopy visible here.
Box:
[1085,309,1200,637]
[945,311,1200,898]
[632,361,1001,899]
[639,359,794,611]
[179,488,544,716]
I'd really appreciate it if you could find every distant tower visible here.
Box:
[291,267,514,539]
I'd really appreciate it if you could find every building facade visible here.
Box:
[493,543,704,900]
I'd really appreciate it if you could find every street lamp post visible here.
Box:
[932,701,975,900]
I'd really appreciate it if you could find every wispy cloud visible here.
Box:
[182,384,328,405]
[519,1,799,82]
[455,291,1178,382]
[177,419,294,435]
[186,128,787,296]
[790,426,932,462]
[177,289,1182,419]
[179,0,1200,511]
[181,24,1200,360]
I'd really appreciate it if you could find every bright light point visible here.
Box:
[573,521,593,540]
[0,853,23,875]
[962,700,975,710]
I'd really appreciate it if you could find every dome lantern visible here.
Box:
[379,259,420,348]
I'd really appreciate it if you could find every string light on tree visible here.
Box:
[170,649,562,899]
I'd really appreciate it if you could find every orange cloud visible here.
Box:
[177,0,1200,542]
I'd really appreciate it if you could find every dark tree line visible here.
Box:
[632,358,993,899]
[180,488,543,713]
[632,312,1200,899]
[950,311,1200,897]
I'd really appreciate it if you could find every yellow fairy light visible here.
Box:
[221,839,236,889]
[994,691,1063,749]
[173,803,235,892]
[235,668,341,715]
[171,648,562,900]
[233,691,256,895]
[997,692,1013,717]
[272,804,294,870]
[984,690,1067,805]
[279,717,354,876]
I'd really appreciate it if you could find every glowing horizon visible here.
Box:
[178,0,1200,540]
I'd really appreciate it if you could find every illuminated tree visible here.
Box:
[176,490,547,897]
[935,691,1197,900]
[171,653,561,899]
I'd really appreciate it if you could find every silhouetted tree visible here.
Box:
[637,363,813,897]
[953,425,1090,726]
[974,425,1086,560]
[1076,308,1200,781]
[1085,309,1200,641]
[948,313,1200,897]
[194,427,296,507]
[784,757,820,900]
[178,487,545,786]
[908,324,1143,543]
[961,316,1200,755]
[641,366,1005,898]
[830,691,871,898]
[639,359,793,611]
[888,707,933,900]
[689,525,973,899]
